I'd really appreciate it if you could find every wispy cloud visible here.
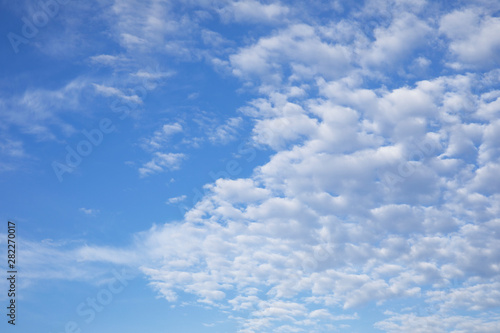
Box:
[166,195,187,204]
[79,208,99,215]
[139,152,186,177]
[93,83,143,104]
[0,78,89,140]
[208,117,243,144]
[142,123,183,151]
[0,139,25,158]
[89,54,128,67]
[133,69,175,80]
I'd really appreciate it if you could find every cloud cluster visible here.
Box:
[89,75,500,331]
[440,8,500,69]
[127,2,500,331]
[14,0,500,331]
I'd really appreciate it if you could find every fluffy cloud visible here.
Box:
[375,312,500,333]
[361,13,432,68]
[229,23,352,85]
[130,64,499,330]
[20,1,500,332]
[84,65,499,331]
[440,8,500,69]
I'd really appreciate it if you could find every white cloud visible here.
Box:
[139,152,186,177]
[133,69,175,80]
[219,0,290,24]
[0,139,25,158]
[17,2,500,332]
[440,8,500,69]
[138,122,187,177]
[143,123,183,151]
[124,71,500,330]
[108,0,202,57]
[361,13,432,68]
[241,94,319,150]
[14,238,133,284]
[76,245,140,265]
[375,312,500,333]
[206,178,270,204]
[0,78,88,140]
[201,29,232,47]
[79,208,99,215]
[89,54,125,66]
[120,33,147,47]
[427,282,500,311]
[166,195,187,204]
[228,24,352,85]
[468,162,500,196]
[0,139,26,172]
[93,83,143,104]
[208,117,243,144]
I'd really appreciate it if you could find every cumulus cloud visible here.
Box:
[126,66,500,330]
[440,8,500,69]
[361,13,432,68]
[229,23,352,85]
[77,65,500,326]
[20,1,500,332]
[375,312,500,333]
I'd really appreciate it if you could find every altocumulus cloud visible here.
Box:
[25,0,500,332]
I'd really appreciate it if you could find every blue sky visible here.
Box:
[1,0,500,332]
